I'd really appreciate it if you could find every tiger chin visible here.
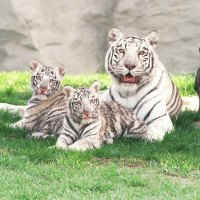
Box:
[10,60,67,139]
[101,28,182,142]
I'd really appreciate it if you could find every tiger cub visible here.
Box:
[11,61,67,139]
[55,81,147,151]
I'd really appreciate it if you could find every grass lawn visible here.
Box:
[0,72,200,200]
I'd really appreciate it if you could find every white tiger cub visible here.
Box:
[101,28,182,142]
[11,61,67,139]
[55,81,147,151]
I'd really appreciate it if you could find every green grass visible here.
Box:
[0,72,200,200]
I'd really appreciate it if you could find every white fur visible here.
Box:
[102,28,178,142]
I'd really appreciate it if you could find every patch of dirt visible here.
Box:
[164,172,197,186]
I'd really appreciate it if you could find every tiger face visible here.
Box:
[30,61,65,97]
[63,81,101,122]
[105,28,159,85]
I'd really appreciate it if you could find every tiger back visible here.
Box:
[101,28,182,142]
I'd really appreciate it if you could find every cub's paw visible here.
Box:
[9,123,20,129]
[28,132,49,139]
[68,143,89,151]
[104,138,113,144]
[55,139,68,150]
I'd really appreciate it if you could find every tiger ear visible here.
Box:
[90,81,100,94]
[145,30,159,48]
[57,65,66,77]
[30,60,42,71]
[63,86,74,98]
[108,28,124,45]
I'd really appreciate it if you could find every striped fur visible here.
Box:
[55,81,147,151]
[101,28,182,141]
[11,61,67,139]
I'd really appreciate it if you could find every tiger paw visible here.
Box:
[143,131,165,142]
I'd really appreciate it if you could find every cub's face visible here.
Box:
[105,28,159,85]
[30,61,65,97]
[63,81,101,121]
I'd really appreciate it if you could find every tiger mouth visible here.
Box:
[119,74,139,84]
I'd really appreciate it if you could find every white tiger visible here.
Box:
[9,61,67,139]
[55,81,147,151]
[101,28,182,142]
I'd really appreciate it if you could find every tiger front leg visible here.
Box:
[68,136,102,151]
[55,133,74,150]
[143,113,173,142]
[0,103,26,117]
[134,99,174,142]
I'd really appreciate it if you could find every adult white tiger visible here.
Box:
[101,28,182,142]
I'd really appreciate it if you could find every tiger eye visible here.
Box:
[118,49,125,54]
[36,76,41,80]
[74,101,81,106]
[90,99,95,104]
[138,51,145,56]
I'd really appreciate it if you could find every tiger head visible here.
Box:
[63,81,101,122]
[105,28,159,86]
[30,61,65,97]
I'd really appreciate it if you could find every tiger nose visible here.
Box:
[83,110,90,116]
[40,86,47,93]
[124,63,136,70]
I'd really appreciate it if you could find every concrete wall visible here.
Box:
[0,0,199,74]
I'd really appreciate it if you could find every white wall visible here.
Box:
[0,0,199,74]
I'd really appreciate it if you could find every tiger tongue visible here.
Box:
[121,76,138,84]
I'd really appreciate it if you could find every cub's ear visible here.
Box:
[108,28,124,45]
[63,86,74,98]
[145,30,159,48]
[30,60,43,71]
[90,80,100,94]
[57,65,66,78]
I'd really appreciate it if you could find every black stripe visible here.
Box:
[81,125,98,137]
[147,113,167,125]
[169,95,182,116]
[167,85,181,114]
[66,116,79,137]
[135,93,159,116]
[109,88,115,101]
[167,81,175,107]
[133,71,164,112]
[143,100,161,121]
[62,131,76,143]
[136,80,150,93]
